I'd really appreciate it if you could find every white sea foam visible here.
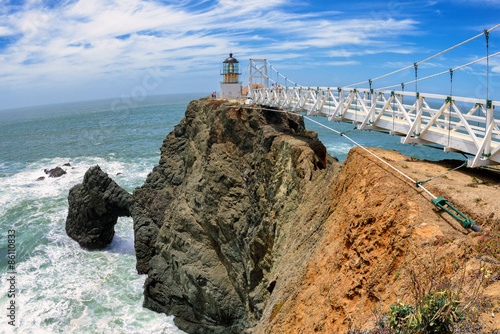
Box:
[325,142,354,160]
[0,156,155,216]
[0,155,184,334]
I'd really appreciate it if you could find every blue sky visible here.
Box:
[0,0,499,110]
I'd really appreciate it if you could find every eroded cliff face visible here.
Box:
[132,99,333,333]
[67,99,500,333]
[255,147,500,333]
[133,101,500,333]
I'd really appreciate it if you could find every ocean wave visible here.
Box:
[325,142,354,160]
[0,155,184,333]
[0,156,156,217]
[1,238,182,334]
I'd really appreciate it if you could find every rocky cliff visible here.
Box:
[132,99,333,333]
[67,99,500,333]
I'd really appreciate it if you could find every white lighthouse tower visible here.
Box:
[220,53,242,100]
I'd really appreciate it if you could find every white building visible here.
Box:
[220,53,242,100]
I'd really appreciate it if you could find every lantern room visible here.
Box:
[220,53,242,100]
[222,53,239,83]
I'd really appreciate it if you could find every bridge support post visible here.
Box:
[339,88,344,118]
[371,90,376,124]
[248,59,268,100]
[485,101,493,157]
[415,93,422,136]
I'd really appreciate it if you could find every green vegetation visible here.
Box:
[375,258,485,333]
[477,231,500,261]
[383,302,414,333]
[269,301,285,323]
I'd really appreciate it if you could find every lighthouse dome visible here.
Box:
[223,53,238,63]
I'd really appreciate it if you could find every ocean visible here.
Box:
[0,94,464,333]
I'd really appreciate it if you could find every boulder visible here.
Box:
[65,165,132,250]
[44,167,66,178]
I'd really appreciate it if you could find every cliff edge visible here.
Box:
[67,99,500,333]
[132,99,333,333]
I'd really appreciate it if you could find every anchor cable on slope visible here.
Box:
[415,161,467,187]
[295,110,479,231]
[231,104,480,231]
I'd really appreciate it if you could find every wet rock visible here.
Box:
[134,100,331,333]
[63,162,71,167]
[66,99,333,333]
[44,167,66,178]
[65,165,133,250]
[36,176,45,181]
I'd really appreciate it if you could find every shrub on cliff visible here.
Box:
[377,258,485,333]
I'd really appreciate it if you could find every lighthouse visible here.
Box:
[220,53,242,100]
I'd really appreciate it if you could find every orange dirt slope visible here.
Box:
[255,147,500,333]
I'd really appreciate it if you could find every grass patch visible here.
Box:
[269,301,285,322]
[375,255,485,333]
[477,231,500,261]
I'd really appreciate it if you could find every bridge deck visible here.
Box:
[250,87,500,167]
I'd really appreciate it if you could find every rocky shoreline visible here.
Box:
[66,99,500,333]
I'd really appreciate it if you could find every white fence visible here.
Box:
[250,87,500,167]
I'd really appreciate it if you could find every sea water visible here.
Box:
[0,94,464,333]
[0,94,195,334]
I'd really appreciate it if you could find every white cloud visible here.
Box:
[0,0,421,107]
[0,27,12,36]
[325,60,359,66]
[327,47,415,58]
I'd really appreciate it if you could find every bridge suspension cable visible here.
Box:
[235,105,480,231]
[267,61,302,87]
[378,50,500,91]
[343,23,500,89]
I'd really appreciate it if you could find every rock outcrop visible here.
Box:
[45,166,66,178]
[132,100,332,333]
[66,99,333,332]
[66,98,500,333]
[66,165,132,249]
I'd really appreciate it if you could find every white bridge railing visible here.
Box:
[249,87,500,167]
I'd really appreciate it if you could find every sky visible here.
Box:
[0,0,499,110]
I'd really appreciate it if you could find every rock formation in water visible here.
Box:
[45,166,67,178]
[66,99,500,333]
[66,165,132,249]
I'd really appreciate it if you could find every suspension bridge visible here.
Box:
[245,25,500,168]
